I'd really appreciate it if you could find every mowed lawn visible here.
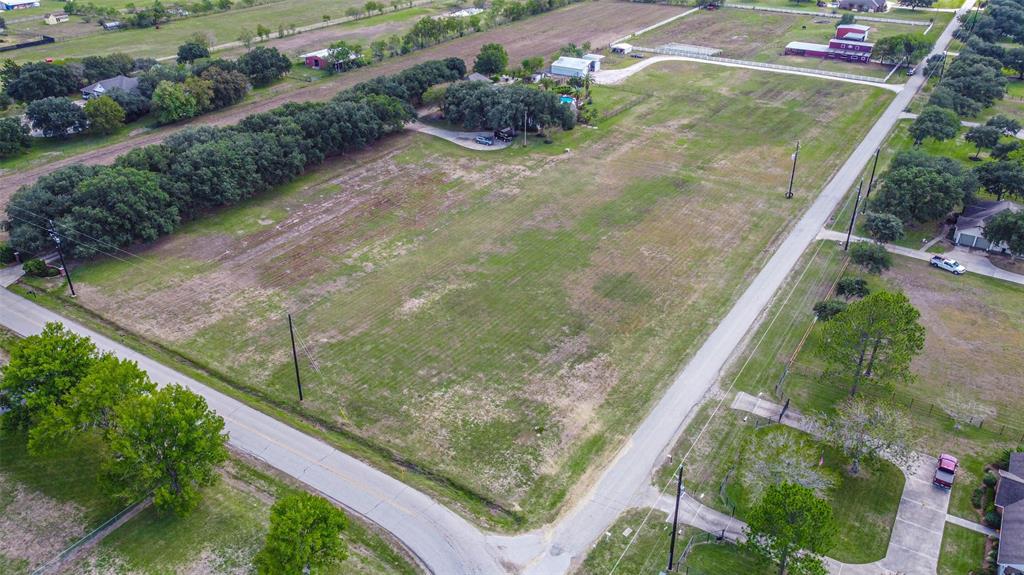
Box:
[8,0,376,62]
[630,8,948,79]
[64,62,893,524]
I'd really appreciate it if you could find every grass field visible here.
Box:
[23,61,893,527]
[937,523,988,575]
[7,0,399,61]
[629,7,949,79]
[578,510,775,575]
[722,241,1024,457]
[68,459,418,575]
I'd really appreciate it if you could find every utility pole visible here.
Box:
[288,313,303,401]
[862,147,881,210]
[666,465,684,572]
[47,220,75,297]
[786,141,800,199]
[844,179,864,251]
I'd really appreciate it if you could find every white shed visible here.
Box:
[582,53,604,72]
[611,43,633,55]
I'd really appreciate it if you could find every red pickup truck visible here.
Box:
[933,454,958,489]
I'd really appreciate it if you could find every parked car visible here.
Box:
[494,127,515,142]
[933,454,958,489]
[474,136,494,146]
[930,255,966,275]
[906,66,917,76]
[630,53,644,59]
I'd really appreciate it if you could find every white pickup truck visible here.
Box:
[930,255,967,275]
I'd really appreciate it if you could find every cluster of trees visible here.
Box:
[0,323,228,515]
[442,80,577,133]
[871,150,977,225]
[6,58,465,258]
[872,34,934,66]
[66,0,237,28]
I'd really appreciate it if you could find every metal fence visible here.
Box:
[31,499,147,575]
[725,3,931,26]
[634,45,887,83]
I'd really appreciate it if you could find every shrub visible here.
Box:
[997,446,1023,469]
[0,116,31,158]
[813,299,847,321]
[0,243,15,264]
[22,258,56,277]
[984,509,1001,528]
[836,277,869,299]
[971,487,985,509]
[850,242,892,274]
[983,471,999,487]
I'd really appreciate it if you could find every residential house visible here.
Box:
[838,0,886,12]
[953,200,1022,253]
[467,72,492,83]
[44,11,69,24]
[0,0,40,10]
[81,75,139,99]
[784,25,874,63]
[996,453,1024,575]
[301,48,362,71]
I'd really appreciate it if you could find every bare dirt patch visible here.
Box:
[0,474,87,571]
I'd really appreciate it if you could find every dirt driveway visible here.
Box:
[0,0,685,212]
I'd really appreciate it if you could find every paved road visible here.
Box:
[0,1,973,572]
[817,229,1024,286]
[595,54,905,92]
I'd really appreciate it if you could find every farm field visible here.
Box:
[6,0,399,62]
[22,61,896,527]
[628,8,949,79]
[0,0,687,212]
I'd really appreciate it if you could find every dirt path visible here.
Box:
[0,0,685,212]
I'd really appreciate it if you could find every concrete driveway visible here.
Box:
[406,122,512,151]
[816,229,1024,286]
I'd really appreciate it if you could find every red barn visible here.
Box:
[302,49,331,70]
[836,24,871,41]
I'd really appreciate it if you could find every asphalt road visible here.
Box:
[0,2,973,572]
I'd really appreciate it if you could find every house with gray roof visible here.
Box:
[81,75,139,100]
[954,200,1022,253]
[997,452,1024,575]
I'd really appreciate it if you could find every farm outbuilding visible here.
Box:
[611,43,633,55]
[301,48,362,71]
[784,25,873,63]
[836,23,870,41]
[1,0,40,9]
[550,55,602,78]
[44,11,69,24]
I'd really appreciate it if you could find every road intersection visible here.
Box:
[0,2,975,572]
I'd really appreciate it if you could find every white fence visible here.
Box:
[635,44,889,83]
[725,3,931,26]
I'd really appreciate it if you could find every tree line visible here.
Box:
[5,58,466,258]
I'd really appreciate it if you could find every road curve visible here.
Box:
[0,2,972,573]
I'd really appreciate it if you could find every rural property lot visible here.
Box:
[629,8,949,78]
[53,61,894,526]
[0,0,685,213]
